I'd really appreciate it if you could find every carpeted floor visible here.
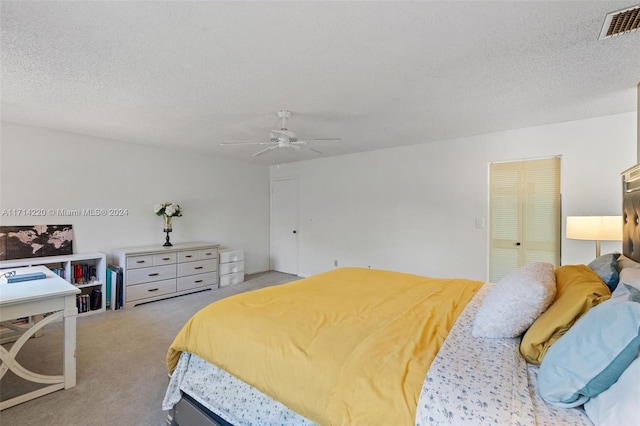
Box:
[0,271,300,426]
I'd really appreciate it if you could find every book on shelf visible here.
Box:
[107,264,123,310]
[108,266,117,309]
[118,270,123,308]
[50,267,65,278]
[76,289,103,313]
[105,269,112,309]
[45,262,66,279]
[76,294,91,313]
[70,263,98,285]
[90,289,102,310]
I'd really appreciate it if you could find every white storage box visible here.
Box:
[219,260,244,275]
[219,249,244,264]
[220,272,244,287]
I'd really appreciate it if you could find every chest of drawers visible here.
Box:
[112,242,219,308]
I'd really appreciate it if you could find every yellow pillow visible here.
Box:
[520,264,611,364]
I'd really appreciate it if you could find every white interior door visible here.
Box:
[270,178,299,275]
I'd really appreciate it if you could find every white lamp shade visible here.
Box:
[565,216,622,241]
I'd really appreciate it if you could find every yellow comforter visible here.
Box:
[167,267,483,426]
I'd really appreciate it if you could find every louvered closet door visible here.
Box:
[489,158,560,282]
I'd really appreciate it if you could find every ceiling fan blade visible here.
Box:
[295,138,342,144]
[308,147,323,155]
[252,146,279,157]
[220,141,274,146]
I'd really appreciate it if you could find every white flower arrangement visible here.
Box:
[154,202,183,218]
[155,202,182,246]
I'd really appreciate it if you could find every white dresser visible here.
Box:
[112,242,219,308]
[219,248,245,287]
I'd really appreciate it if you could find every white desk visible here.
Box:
[0,265,80,410]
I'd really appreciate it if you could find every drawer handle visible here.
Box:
[148,288,159,292]
[185,255,193,258]
[194,266,203,270]
[194,280,203,283]
[162,257,171,261]
[136,260,146,264]
[148,273,160,277]
[205,252,212,256]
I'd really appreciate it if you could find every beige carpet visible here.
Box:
[0,271,300,426]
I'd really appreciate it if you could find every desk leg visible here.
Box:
[32,314,45,338]
[63,295,77,389]
[0,309,69,410]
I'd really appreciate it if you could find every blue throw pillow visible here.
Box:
[538,299,640,407]
[588,252,621,292]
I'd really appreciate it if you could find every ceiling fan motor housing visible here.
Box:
[277,110,292,119]
[271,128,297,142]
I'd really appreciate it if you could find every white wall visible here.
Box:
[0,122,271,273]
[271,112,637,281]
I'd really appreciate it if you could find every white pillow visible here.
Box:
[583,355,640,426]
[472,262,556,338]
[619,266,640,291]
[609,281,631,302]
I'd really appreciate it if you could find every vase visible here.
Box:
[163,215,173,231]
[163,215,173,247]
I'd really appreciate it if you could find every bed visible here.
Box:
[163,164,640,426]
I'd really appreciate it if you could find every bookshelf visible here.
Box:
[0,252,107,316]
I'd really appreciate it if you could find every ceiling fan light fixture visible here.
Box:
[598,4,640,40]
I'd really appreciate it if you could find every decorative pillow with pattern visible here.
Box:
[472,262,556,339]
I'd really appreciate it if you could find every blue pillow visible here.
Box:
[588,252,621,292]
[538,299,640,407]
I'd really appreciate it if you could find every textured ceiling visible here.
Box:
[1,1,639,164]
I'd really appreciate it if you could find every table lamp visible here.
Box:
[566,216,622,258]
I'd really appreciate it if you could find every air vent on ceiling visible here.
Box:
[599,4,640,40]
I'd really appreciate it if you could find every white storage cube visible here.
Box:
[219,249,244,264]
[219,260,244,275]
[220,272,244,287]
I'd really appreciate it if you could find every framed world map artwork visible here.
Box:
[0,225,74,260]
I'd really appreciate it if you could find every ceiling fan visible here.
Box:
[220,110,342,157]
